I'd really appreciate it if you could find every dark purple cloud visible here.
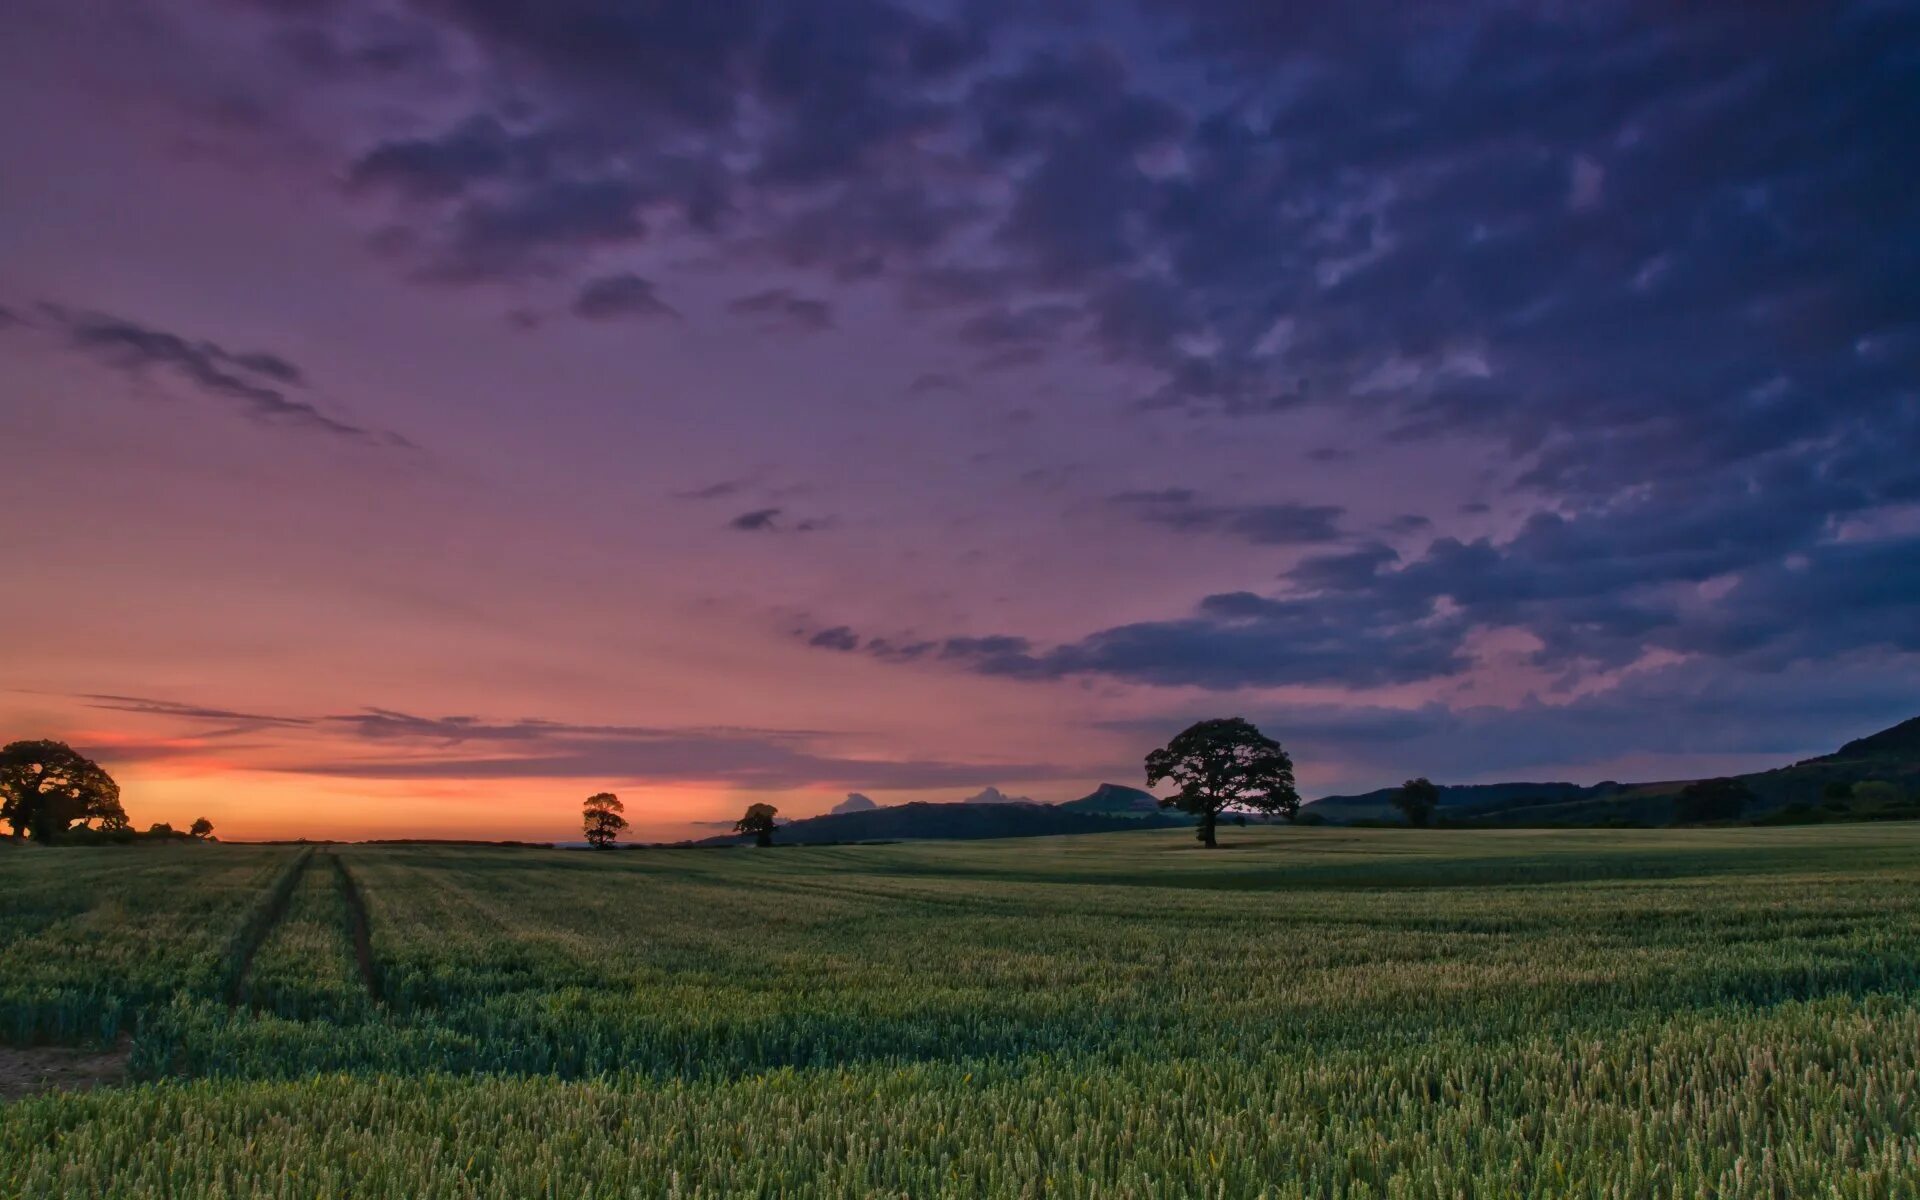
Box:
[1109,490,1347,546]
[32,306,410,446]
[727,288,835,333]
[5,0,1915,815]
[570,272,678,321]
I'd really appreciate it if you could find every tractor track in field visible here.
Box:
[224,847,314,1008]
[329,853,382,1004]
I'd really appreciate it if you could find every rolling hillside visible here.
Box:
[691,801,1184,845]
[1305,714,1920,826]
[1056,783,1167,817]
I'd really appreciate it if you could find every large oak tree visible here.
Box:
[0,740,126,841]
[1393,777,1441,827]
[583,792,629,849]
[1145,718,1298,848]
[734,803,779,847]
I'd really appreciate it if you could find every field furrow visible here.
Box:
[5,825,1919,1195]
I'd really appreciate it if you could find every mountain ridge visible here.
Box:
[688,800,1184,846]
[1304,714,1920,825]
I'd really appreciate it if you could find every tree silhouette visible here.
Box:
[1145,718,1298,848]
[734,802,779,847]
[190,817,215,840]
[0,740,125,841]
[1673,777,1752,824]
[1393,777,1441,827]
[583,792,628,849]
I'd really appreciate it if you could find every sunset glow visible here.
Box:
[3,1,1915,841]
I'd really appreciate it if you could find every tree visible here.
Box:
[582,792,628,850]
[1145,718,1299,848]
[190,817,215,840]
[734,803,779,847]
[1852,780,1905,809]
[1673,777,1752,824]
[0,740,126,841]
[1393,778,1441,827]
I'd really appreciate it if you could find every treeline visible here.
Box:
[1,740,214,845]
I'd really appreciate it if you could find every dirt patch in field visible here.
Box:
[0,1043,130,1102]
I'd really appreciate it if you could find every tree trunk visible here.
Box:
[756,831,772,848]
[1198,810,1218,848]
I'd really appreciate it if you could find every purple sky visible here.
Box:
[2,1,1916,839]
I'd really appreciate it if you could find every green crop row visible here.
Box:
[237,852,371,1024]
[0,846,297,1046]
[6,825,1920,1195]
[9,993,1918,1197]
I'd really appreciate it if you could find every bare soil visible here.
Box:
[0,1042,130,1102]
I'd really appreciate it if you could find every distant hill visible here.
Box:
[960,786,1034,805]
[1306,714,1920,826]
[1058,783,1165,817]
[1811,716,1920,763]
[690,801,1184,846]
[1308,781,1605,823]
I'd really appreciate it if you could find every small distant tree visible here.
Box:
[1673,777,1753,824]
[1851,781,1904,810]
[734,803,779,847]
[583,792,628,850]
[1145,718,1299,848]
[0,740,126,841]
[148,822,176,837]
[189,817,215,840]
[1393,777,1441,827]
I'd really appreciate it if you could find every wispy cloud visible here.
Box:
[37,304,413,448]
[73,695,1082,791]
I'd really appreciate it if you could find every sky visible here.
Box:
[1,0,1916,842]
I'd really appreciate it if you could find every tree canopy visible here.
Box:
[1673,777,1753,824]
[1393,778,1441,827]
[582,792,628,850]
[734,803,779,847]
[1145,718,1298,848]
[0,740,125,841]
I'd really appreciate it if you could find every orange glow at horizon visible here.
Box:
[117,767,847,844]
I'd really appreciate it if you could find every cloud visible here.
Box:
[727,289,834,332]
[907,371,962,395]
[1105,650,1920,791]
[43,0,1920,766]
[346,113,530,201]
[808,626,860,651]
[211,0,1915,534]
[1110,490,1346,546]
[571,273,678,321]
[81,693,311,733]
[729,507,830,533]
[730,507,783,531]
[673,478,749,500]
[83,694,1087,790]
[36,305,410,447]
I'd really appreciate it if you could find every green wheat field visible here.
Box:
[3,825,1918,1197]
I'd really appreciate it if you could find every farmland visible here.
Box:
[3,825,1919,1196]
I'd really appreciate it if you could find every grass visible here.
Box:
[2,824,1918,1196]
[0,845,296,1045]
